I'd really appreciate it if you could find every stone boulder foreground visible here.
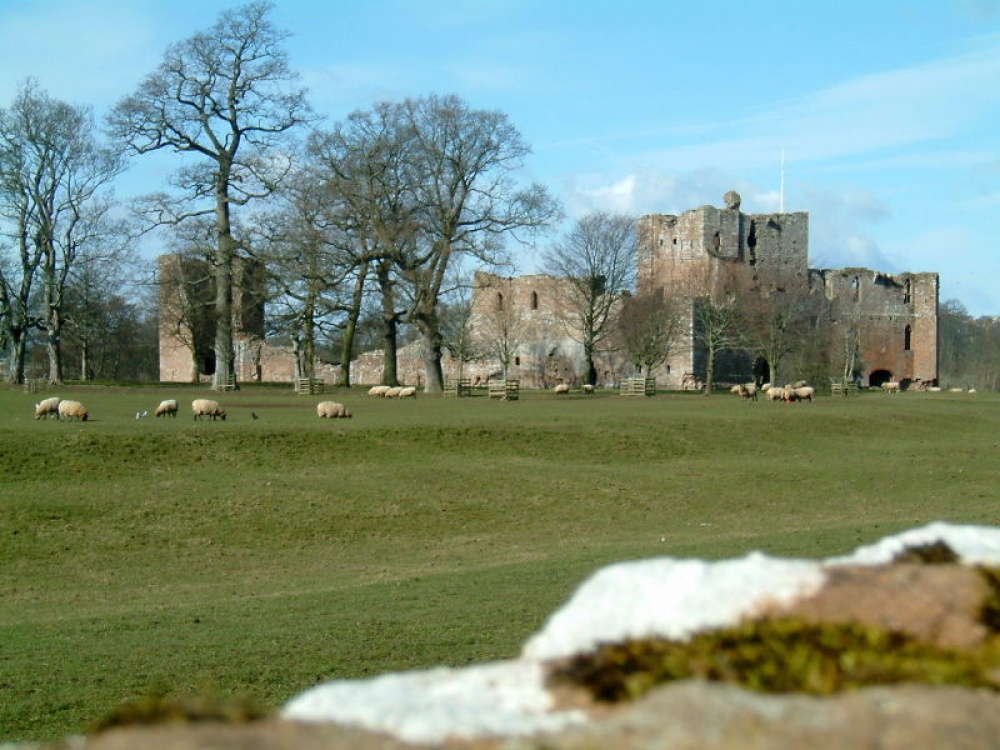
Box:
[67,523,1000,750]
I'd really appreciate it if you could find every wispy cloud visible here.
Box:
[569,33,1000,176]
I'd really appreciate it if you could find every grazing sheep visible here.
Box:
[793,380,808,388]
[731,383,757,402]
[192,398,227,421]
[764,385,783,402]
[57,399,88,421]
[34,396,62,420]
[553,383,570,395]
[383,386,402,398]
[581,384,595,394]
[397,386,417,399]
[317,401,352,419]
[792,386,815,402]
[881,381,901,394]
[368,385,390,397]
[155,399,178,418]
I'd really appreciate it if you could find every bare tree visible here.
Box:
[308,102,418,387]
[438,267,481,382]
[400,94,561,392]
[693,292,744,394]
[63,242,139,381]
[616,288,687,376]
[108,1,312,390]
[545,211,637,386]
[252,164,355,381]
[736,265,815,386]
[473,279,529,381]
[0,80,124,383]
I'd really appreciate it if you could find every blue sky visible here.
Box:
[1,0,998,313]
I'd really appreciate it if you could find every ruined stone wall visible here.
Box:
[638,193,937,387]
[157,192,939,390]
[157,253,266,384]
[468,272,593,388]
[813,268,939,385]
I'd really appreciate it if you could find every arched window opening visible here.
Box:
[530,291,538,310]
[904,325,912,351]
[496,292,504,310]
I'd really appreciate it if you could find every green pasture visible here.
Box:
[1,383,998,740]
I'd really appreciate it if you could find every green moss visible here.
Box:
[89,686,268,733]
[891,540,961,564]
[548,618,1000,702]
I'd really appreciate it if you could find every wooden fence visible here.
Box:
[488,379,520,400]
[295,377,326,395]
[443,378,472,397]
[620,377,656,396]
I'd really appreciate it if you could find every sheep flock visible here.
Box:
[26,375,970,427]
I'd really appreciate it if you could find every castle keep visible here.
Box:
[636,191,938,388]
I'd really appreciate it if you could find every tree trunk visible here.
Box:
[381,313,399,387]
[7,330,28,384]
[704,348,716,396]
[583,341,598,386]
[212,179,236,391]
[416,315,444,393]
[378,263,399,387]
[80,339,89,381]
[302,300,316,380]
[45,310,63,385]
[336,262,368,388]
[421,329,444,393]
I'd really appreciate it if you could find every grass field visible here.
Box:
[1,383,998,741]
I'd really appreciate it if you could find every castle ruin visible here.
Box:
[636,191,938,388]
[157,192,939,390]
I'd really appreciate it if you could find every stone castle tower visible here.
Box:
[157,253,267,384]
[637,191,938,387]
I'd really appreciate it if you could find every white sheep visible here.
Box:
[396,386,417,398]
[317,401,352,419]
[383,386,402,398]
[791,386,815,402]
[581,384,595,394]
[368,385,390,397]
[731,383,757,401]
[57,399,88,421]
[192,398,227,421]
[553,383,570,395]
[155,399,178,418]
[765,385,784,402]
[882,381,901,394]
[34,396,61,420]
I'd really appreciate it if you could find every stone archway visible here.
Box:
[869,369,893,388]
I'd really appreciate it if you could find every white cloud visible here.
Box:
[800,184,894,271]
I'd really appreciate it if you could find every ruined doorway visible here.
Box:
[869,369,892,388]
